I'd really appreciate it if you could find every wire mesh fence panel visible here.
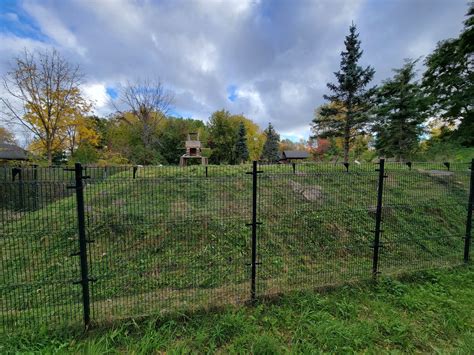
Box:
[256,163,378,296]
[0,176,83,332]
[379,162,471,273]
[83,166,252,325]
[0,161,472,333]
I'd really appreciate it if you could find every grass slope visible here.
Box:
[2,266,473,354]
[0,162,472,331]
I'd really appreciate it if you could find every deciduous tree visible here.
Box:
[114,79,173,153]
[228,114,265,161]
[64,115,100,155]
[207,109,235,164]
[0,126,16,144]
[1,49,91,163]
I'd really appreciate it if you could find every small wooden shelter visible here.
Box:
[179,132,208,166]
[0,143,29,163]
[279,150,310,163]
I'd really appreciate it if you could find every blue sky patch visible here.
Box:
[167,107,184,118]
[106,87,118,99]
[227,84,238,102]
[281,134,308,143]
[0,0,48,42]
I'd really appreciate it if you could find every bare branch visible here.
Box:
[112,78,174,149]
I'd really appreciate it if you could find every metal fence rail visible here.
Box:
[0,159,472,332]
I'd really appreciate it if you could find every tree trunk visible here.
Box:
[46,136,53,165]
[343,122,350,164]
[398,121,404,162]
[47,149,53,165]
[344,100,353,164]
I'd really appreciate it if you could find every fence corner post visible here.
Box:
[68,162,92,328]
[372,158,386,280]
[464,158,474,263]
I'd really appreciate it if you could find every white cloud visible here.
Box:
[0,0,468,141]
[280,81,308,106]
[23,0,87,56]
[82,83,110,115]
[0,33,49,60]
[185,37,219,73]
[236,86,267,119]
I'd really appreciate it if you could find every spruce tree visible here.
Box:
[233,122,249,163]
[372,59,427,161]
[261,122,280,162]
[312,23,375,163]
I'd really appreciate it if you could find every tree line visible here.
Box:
[312,3,473,163]
[1,3,472,165]
[0,57,281,165]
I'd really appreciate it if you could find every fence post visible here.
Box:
[464,158,474,263]
[33,164,38,210]
[247,161,262,302]
[133,166,138,179]
[12,167,24,210]
[205,166,208,178]
[67,163,93,328]
[292,162,296,175]
[372,158,386,279]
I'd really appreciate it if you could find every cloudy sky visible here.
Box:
[0,0,469,141]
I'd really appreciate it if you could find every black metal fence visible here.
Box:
[1,159,472,332]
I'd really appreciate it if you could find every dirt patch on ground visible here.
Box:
[417,169,454,177]
[368,205,394,217]
[170,200,192,214]
[288,180,323,202]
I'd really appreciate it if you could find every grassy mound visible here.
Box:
[0,162,471,330]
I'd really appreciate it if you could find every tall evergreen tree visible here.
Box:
[261,122,280,162]
[233,122,249,163]
[422,2,474,146]
[312,23,375,163]
[372,59,427,161]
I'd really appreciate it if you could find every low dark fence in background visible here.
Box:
[0,165,131,211]
[0,159,472,332]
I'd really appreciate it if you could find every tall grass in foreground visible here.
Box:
[2,266,473,354]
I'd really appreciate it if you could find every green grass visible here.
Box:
[2,266,473,354]
[1,162,472,332]
[415,142,474,162]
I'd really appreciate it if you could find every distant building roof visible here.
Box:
[280,150,310,160]
[0,143,29,160]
